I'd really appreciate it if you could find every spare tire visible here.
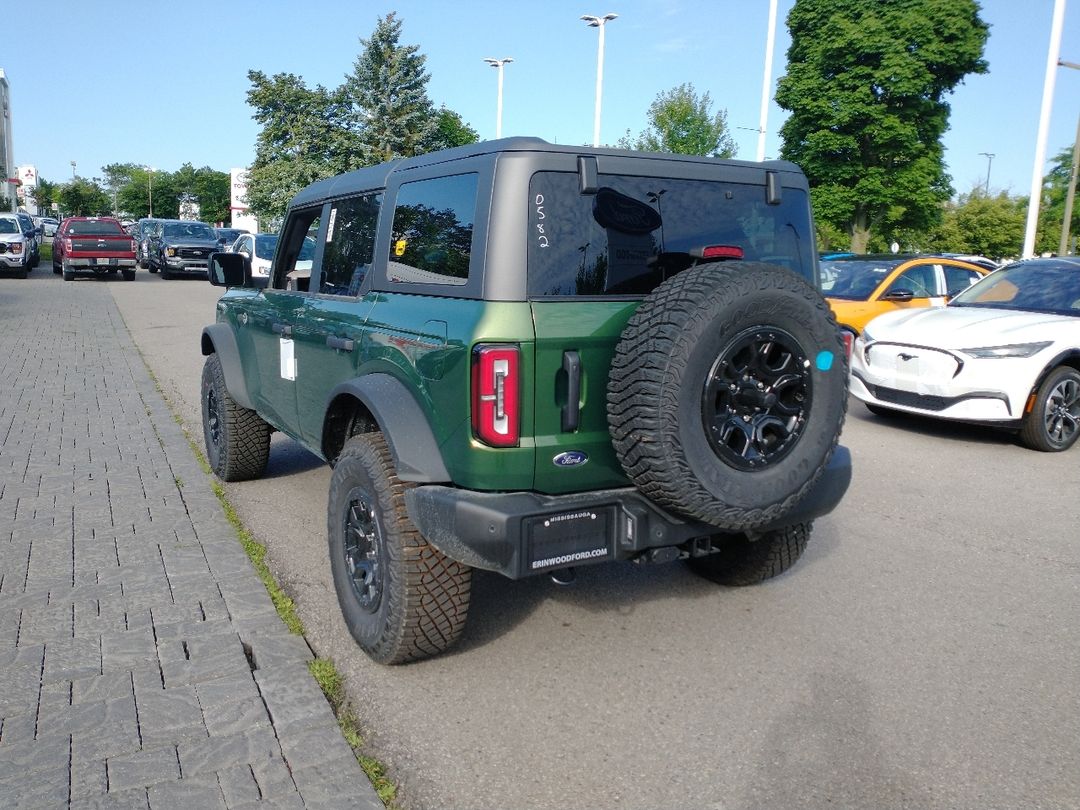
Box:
[607,261,847,530]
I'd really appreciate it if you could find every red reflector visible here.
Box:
[701,245,744,260]
[840,330,854,360]
[472,345,520,447]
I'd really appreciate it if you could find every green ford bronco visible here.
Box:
[200,138,851,664]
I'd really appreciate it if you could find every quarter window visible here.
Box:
[389,174,478,285]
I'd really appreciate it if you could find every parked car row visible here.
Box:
[130,218,253,279]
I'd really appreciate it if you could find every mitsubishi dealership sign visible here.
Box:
[16,164,37,213]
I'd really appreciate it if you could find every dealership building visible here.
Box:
[1,68,15,212]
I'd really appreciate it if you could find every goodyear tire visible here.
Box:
[201,353,270,481]
[689,522,812,586]
[608,262,847,530]
[328,433,471,665]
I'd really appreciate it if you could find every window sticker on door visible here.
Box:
[394,239,407,256]
[280,337,297,381]
[326,207,338,242]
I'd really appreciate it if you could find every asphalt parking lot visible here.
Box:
[24,268,1080,810]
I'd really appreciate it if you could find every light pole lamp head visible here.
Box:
[581,13,618,26]
[484,57,514,68]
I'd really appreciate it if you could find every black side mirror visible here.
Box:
[882,288,915,302]
[208,252,251,287]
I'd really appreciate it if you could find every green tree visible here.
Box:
[775,0,989,253]
[618,83,736,157]
[27,177,59,214]
[423,106,480,153]
[58,178,112,216]
[923,189,1026,259]
[342,12,437,163]
[245,71,351,222]
[1036,143,1080,255]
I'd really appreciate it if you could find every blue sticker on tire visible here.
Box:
[816,351,834,371]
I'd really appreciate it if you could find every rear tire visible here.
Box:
[328,433,472,664]
[688,522,811,586]
[201,353,270,481]
[1020,366,1080,452]
[62,263,74,281]
[122,268,136,281]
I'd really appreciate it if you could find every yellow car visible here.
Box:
[822,255,994,342]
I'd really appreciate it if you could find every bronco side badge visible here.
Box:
[553,451,589,467]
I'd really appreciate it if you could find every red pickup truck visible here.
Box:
[53,217,138,281]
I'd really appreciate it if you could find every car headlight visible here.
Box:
[960,341,1052,359]
[166,247,177,257]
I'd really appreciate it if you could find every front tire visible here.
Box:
[688,522,812,586]
[1020,366,1080,452]
[328,433,471,665]
[201,353,270,480]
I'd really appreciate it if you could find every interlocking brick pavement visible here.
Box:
[0,276,382,809]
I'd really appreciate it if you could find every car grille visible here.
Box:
[867,385,952,411]
[179,247,210,260]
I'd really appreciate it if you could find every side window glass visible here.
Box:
[320,193,381,296]
[389,174,477,285]
[944,266,981,296]
[889,266,934,299]
[271,208,320,292]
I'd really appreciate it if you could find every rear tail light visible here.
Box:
[472,345,520,447]
[840,330,854,360]
[130,239,137,253]
[64,238,72,254]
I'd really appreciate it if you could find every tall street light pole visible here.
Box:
[70,161,76,180]
[1023,0,1066,258]
[582,13,617,148]
[979,152,995,194]
[756,0,779,162]
[147,167,154,218]
[483,57,513,139]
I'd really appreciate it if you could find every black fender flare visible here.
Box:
[325,374,451,483]
[200,324,255,410]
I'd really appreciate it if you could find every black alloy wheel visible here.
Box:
[702,326,811,470]
[342,490,384,613]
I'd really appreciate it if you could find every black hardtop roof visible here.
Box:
[288,136,804,210]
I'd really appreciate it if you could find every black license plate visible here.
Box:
[525,507,614,574]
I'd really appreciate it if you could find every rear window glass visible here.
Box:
[528,172,815,297]
[66,220,125,236]
[389,173,477,286]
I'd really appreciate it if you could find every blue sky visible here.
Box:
[5,0,1079,199]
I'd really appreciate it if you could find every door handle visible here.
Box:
[326,335,355,352]
[562,350,581,432]
[271,322,293,337]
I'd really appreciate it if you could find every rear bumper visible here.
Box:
[406,446,851,579]
[66,257,136,269]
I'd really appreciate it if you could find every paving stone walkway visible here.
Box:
[0,277,382,809]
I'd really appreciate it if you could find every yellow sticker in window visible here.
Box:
[394,239,407,257]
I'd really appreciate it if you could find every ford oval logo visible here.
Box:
[553,451,589,468]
